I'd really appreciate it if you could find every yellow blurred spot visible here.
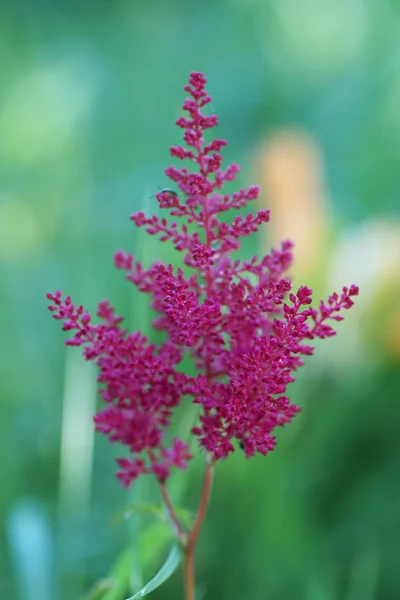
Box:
[386,309,400,361]
[329,219,400,363]
[330,220,400,308]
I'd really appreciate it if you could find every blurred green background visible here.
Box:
[1,0,400,599]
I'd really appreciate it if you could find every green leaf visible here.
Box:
[125,543,182,599]
[168,506,194,529]
[139,521,174,568]
[195,584,206,600]
[84,520,175,600]
[113,502,193,538]
[84,578,115,600]
[95,549,132,600]
[126,477,148,591]
[112,503,165,527]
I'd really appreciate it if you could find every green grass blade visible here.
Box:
[84,548,132,600]
[125,543,182,599]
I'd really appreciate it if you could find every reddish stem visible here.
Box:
[184,544,196,600]
[148,450,185,540]
[184,455,215,600]
[165,94,216,599]
[159,480,185,539]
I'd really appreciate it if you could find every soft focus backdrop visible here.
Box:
[1,1,400,599]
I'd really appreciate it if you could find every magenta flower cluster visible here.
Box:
[48,72,358,487]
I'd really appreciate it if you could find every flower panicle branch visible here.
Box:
[47,71,358,489]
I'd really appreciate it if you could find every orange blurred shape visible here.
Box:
[256,129,331,281]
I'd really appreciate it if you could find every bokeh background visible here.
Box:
[1,0,400,599]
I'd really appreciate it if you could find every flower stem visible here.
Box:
[184,544,196,600]
[148,449,185,541]
[159,480,185,539]
[184,454,215,600]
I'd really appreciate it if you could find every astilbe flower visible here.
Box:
[48,72,358,488]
